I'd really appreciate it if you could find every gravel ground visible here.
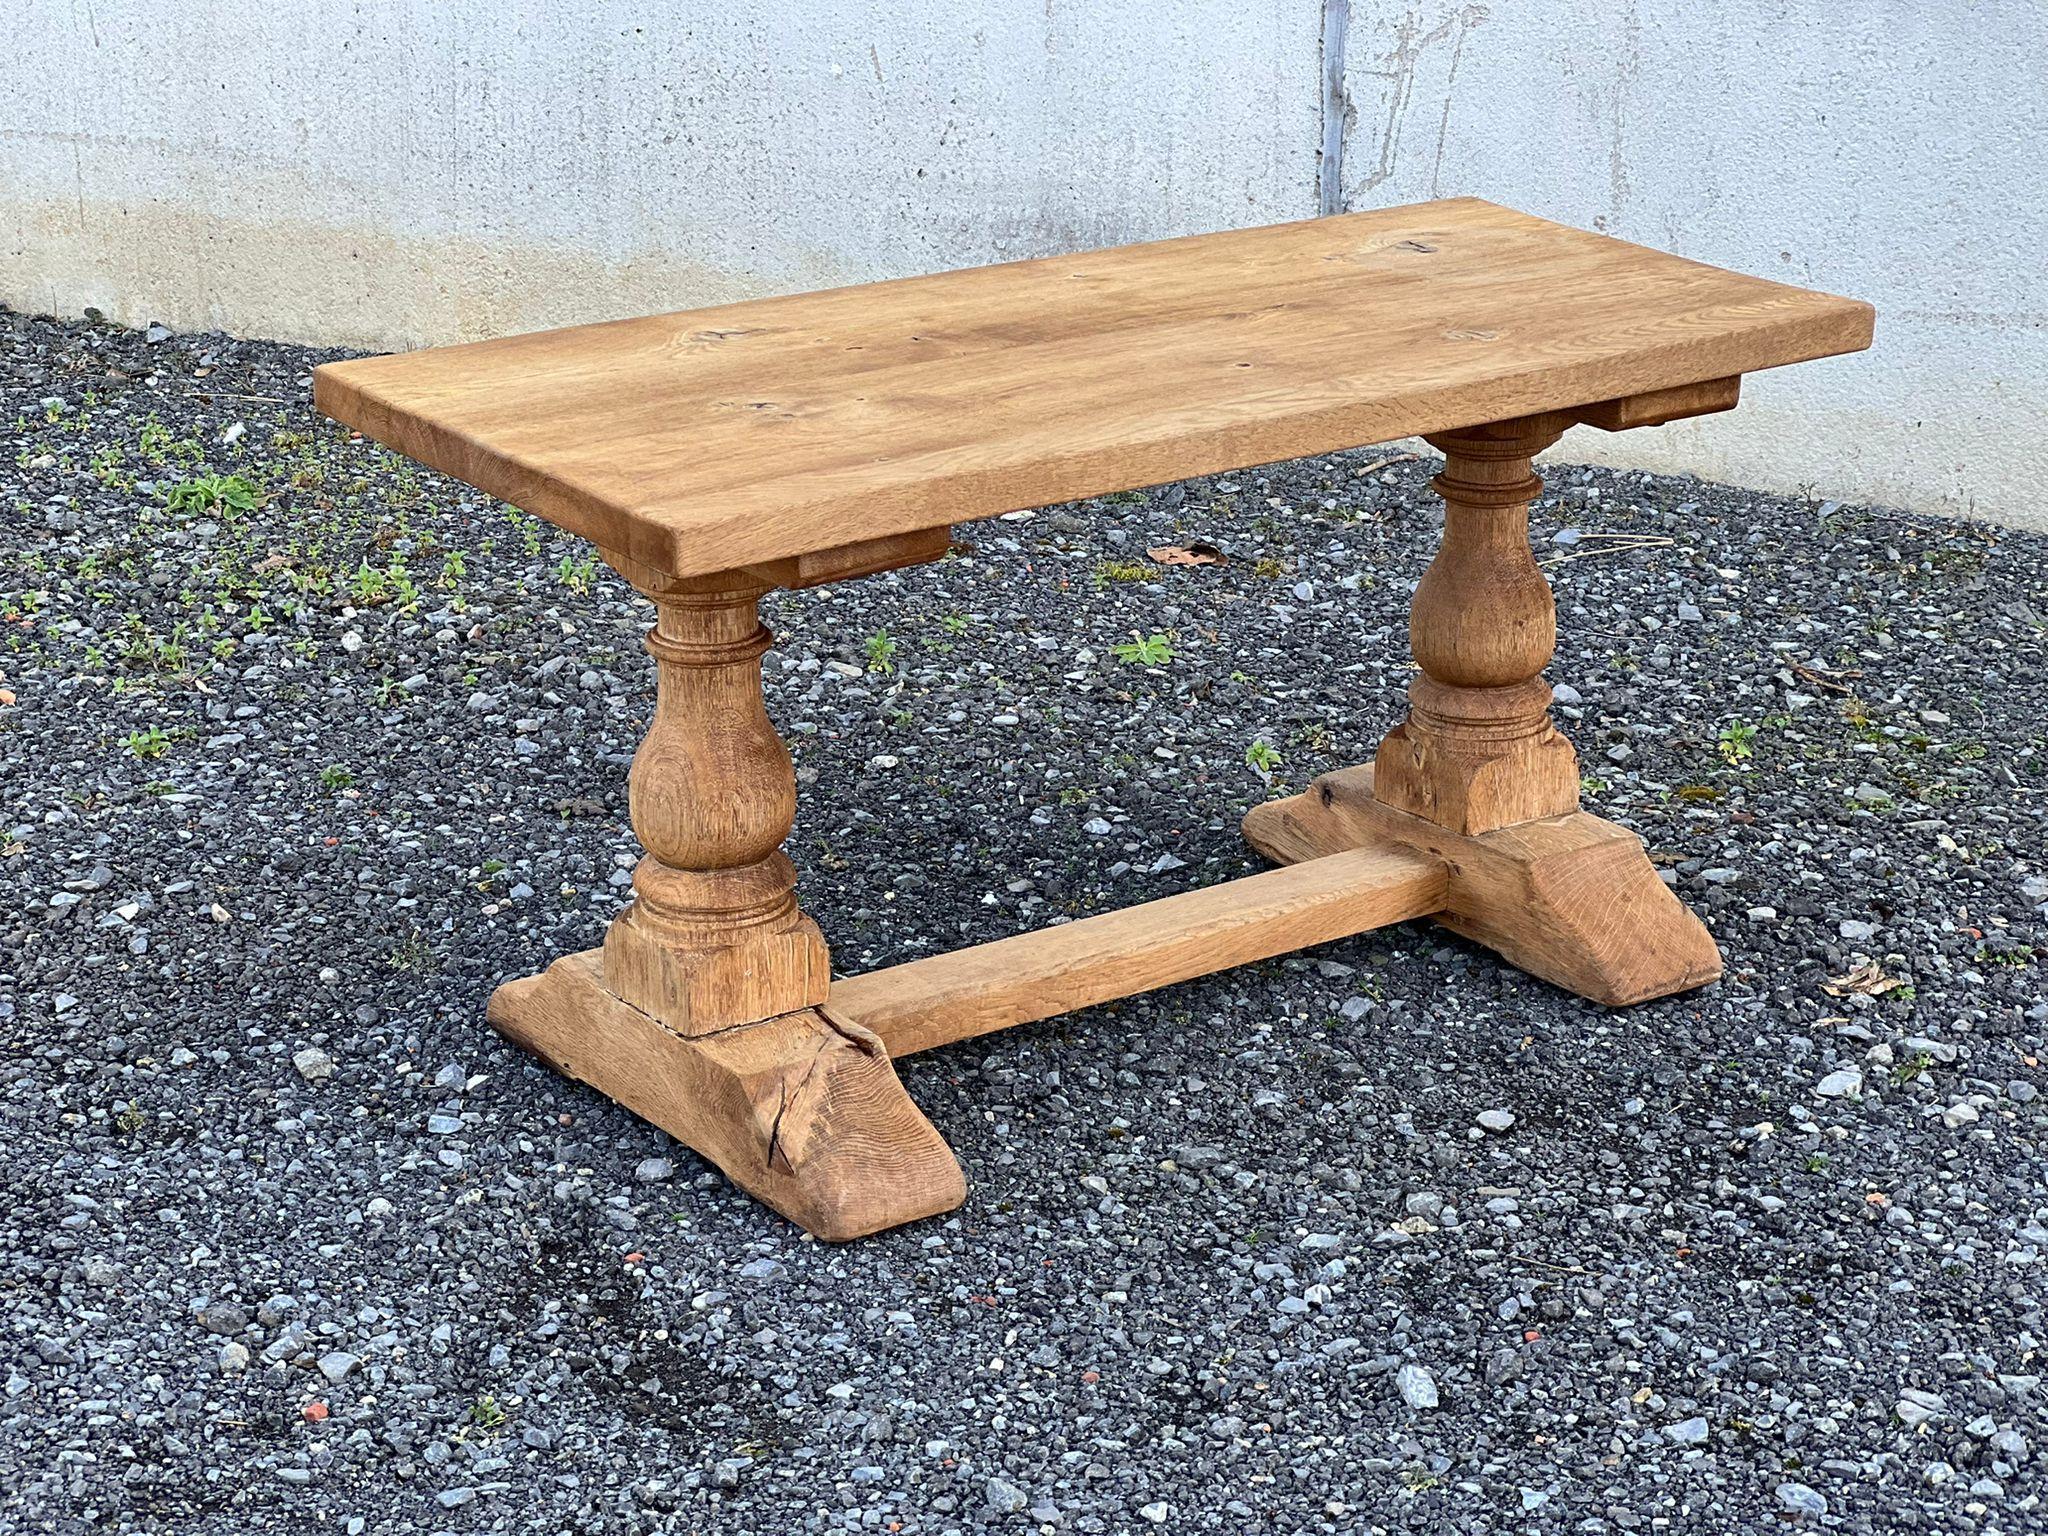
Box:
[3,306,2046,1536]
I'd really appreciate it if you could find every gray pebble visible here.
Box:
[317,1352,359,1386]
[1394,1363,1439,1409]
[1777,1482,1828,1518]
[1814,1066,1863,1099]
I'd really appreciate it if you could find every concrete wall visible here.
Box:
[1336,0,2048,525]
[5,1,2042,526]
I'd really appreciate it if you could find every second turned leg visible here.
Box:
[1373,419,1581,834]
[1247,415,1721,1006]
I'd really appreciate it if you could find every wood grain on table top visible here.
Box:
[313,197,1873,578]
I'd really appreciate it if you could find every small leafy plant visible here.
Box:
[556,554,595,594]
[1112,632,1172,666]
[864,629,898,674]
[470,1394,508,1430]
[123,726,172,760]
[1717,722,1758,764]
[1891,1053,1933,1085]
[163,473,260,516]
[350,562,388,605]
[1093,559,1157,586]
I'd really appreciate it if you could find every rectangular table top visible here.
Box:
[314,197,1872,578]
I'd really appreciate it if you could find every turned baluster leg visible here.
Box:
[1246,415,1721,1005]
[489,555,963,1240]
[1373,419,1581,834]
[600,561,830,1031]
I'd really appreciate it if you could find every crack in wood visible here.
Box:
[764,1035,834,1174]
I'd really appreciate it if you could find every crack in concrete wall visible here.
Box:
[1317,0,1350,216]
[1346,5,1489,201]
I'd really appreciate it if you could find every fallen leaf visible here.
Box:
[1146,542,1226,567]
[302,1401,329,1422]
[1823,962,1906,998]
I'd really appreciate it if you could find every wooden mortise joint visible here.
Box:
[1575,376,1741,432]
[741,526,954,591]
[1373,418,1580,835]
[597,561,829,1034]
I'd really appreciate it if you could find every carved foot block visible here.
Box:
[489,952,966,1240]
[1245,765,1721,1006]
[602,903,830,1035]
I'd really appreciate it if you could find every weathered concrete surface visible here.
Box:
[0,3,1320,347]
[1337,0,2048,526]
[4,0,2042,526]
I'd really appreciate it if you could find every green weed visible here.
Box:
[1112,633,1173,666]
[163,473,260,516]
[123,726,172,760]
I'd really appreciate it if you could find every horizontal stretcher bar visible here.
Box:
[823,846,1449,1057]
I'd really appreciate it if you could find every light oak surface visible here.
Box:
[314,198,1871,578]
[826,845,1448,1058]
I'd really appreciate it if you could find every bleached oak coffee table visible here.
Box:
[315,198,1872,1240]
